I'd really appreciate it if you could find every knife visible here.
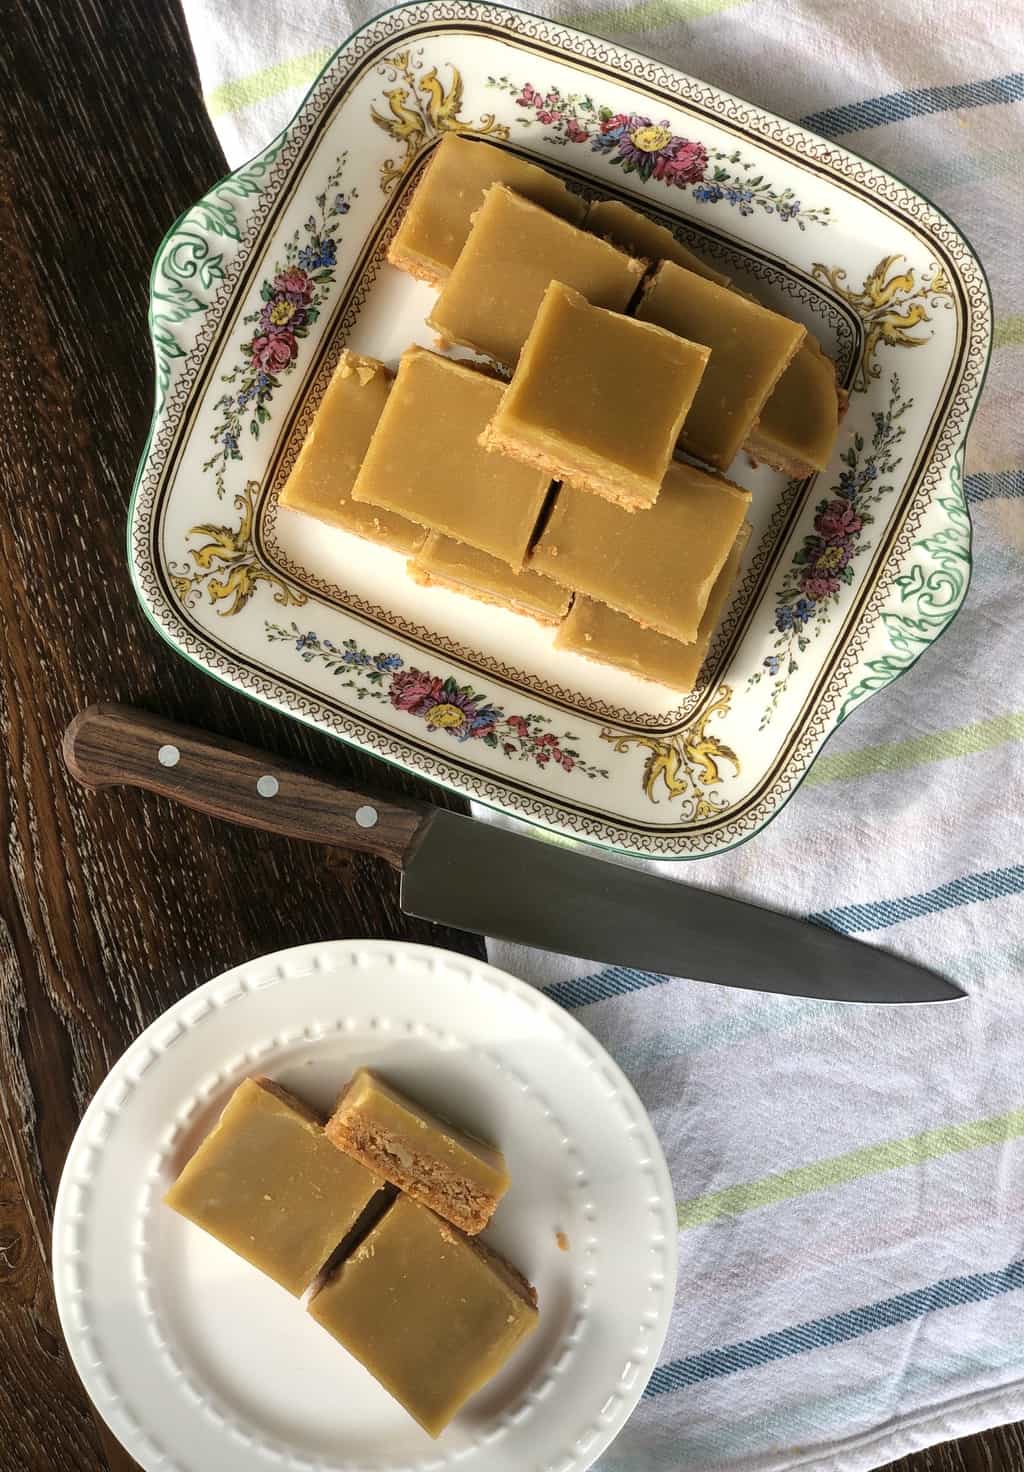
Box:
[62,704,963,1005]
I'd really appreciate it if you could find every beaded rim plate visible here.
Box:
[128,0,991,859]
[52,940,677,1472]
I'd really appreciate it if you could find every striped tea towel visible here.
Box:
[182,2,1024,1467]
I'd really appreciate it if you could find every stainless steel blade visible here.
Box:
[400,810,964,1004]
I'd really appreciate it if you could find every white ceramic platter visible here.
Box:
[130,1,990,858]
[52,941,677,1472]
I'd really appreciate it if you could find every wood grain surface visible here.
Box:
[0,1,480,1467]
[0,1,1018,1470]
[64,704,434,869]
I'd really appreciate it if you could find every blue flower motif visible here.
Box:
[763,655,781,675]
[777,199,801,222]
[295,631,319,652]
[775,595,817,633]
[222,431,238,450]
[297,237,337,271]
[722,185,756,216]
[590,130,622,154]
[342,648,373,667]
[457,706,503,741]
[692,183,725,204]
[374,652,404,672]
[333,193,350,215]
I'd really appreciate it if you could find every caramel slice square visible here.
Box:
[309,1195,538,1438]
[163,1077,384,1297]
[427,185,645,369]
[531,461,751,642]
[555,524,751,691]
[278,350,425,555]
[326,1068,510,1234]
[410,533,571,625]
[746,333,842,475]
[350,348,551,569]
[586,198,729,285]
[388,133,586,285]
[636,261,805,469]
[481,281,708,511]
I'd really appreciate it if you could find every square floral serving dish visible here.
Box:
[131,0,990,859]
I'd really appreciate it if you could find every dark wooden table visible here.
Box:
[0,2,1019,1469]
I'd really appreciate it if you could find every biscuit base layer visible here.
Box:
[385,241,447,287]
[326,1111,499,1236]
[479,422,655,512]
[408,564,567,625]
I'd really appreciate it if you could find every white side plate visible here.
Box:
[52,941,677,1472]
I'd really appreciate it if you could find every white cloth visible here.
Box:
[183,2,1024,1466]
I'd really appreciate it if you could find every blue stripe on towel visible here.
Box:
[965,470,1024,503]
[545,965,668,1009]
[810,865,1024,935]
[547,867,1024,1008]
[801,73,1024,137]
[646,1260,1024,1394]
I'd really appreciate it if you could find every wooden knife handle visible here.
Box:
[62,703,432,869]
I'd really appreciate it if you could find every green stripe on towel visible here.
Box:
[678,1109,1024,1227]
[206,48,332,118]
[562,0,747,32]
[993,315,1024,349]
[804,709,1024,786]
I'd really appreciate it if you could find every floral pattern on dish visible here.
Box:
[751,372,912,725]
[203,156,356,496]
[266,623,610,779]
[487,78,832,227]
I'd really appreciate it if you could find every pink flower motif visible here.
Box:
[273,266,314,303]
[389,669,444,716]
[600,112,631,135]
[816,498,863,542]
[537,110,561,124]
[561,755,575,772]
[801,573,841,600]
[507,714,529,735]
[653,138,708,187]
[515,83,540,107]
[565,120,589,144]
[250,330,297,373]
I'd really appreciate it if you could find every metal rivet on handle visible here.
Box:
[256,775,279,799]
[157,744,180,768]
[355,805,379,829]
